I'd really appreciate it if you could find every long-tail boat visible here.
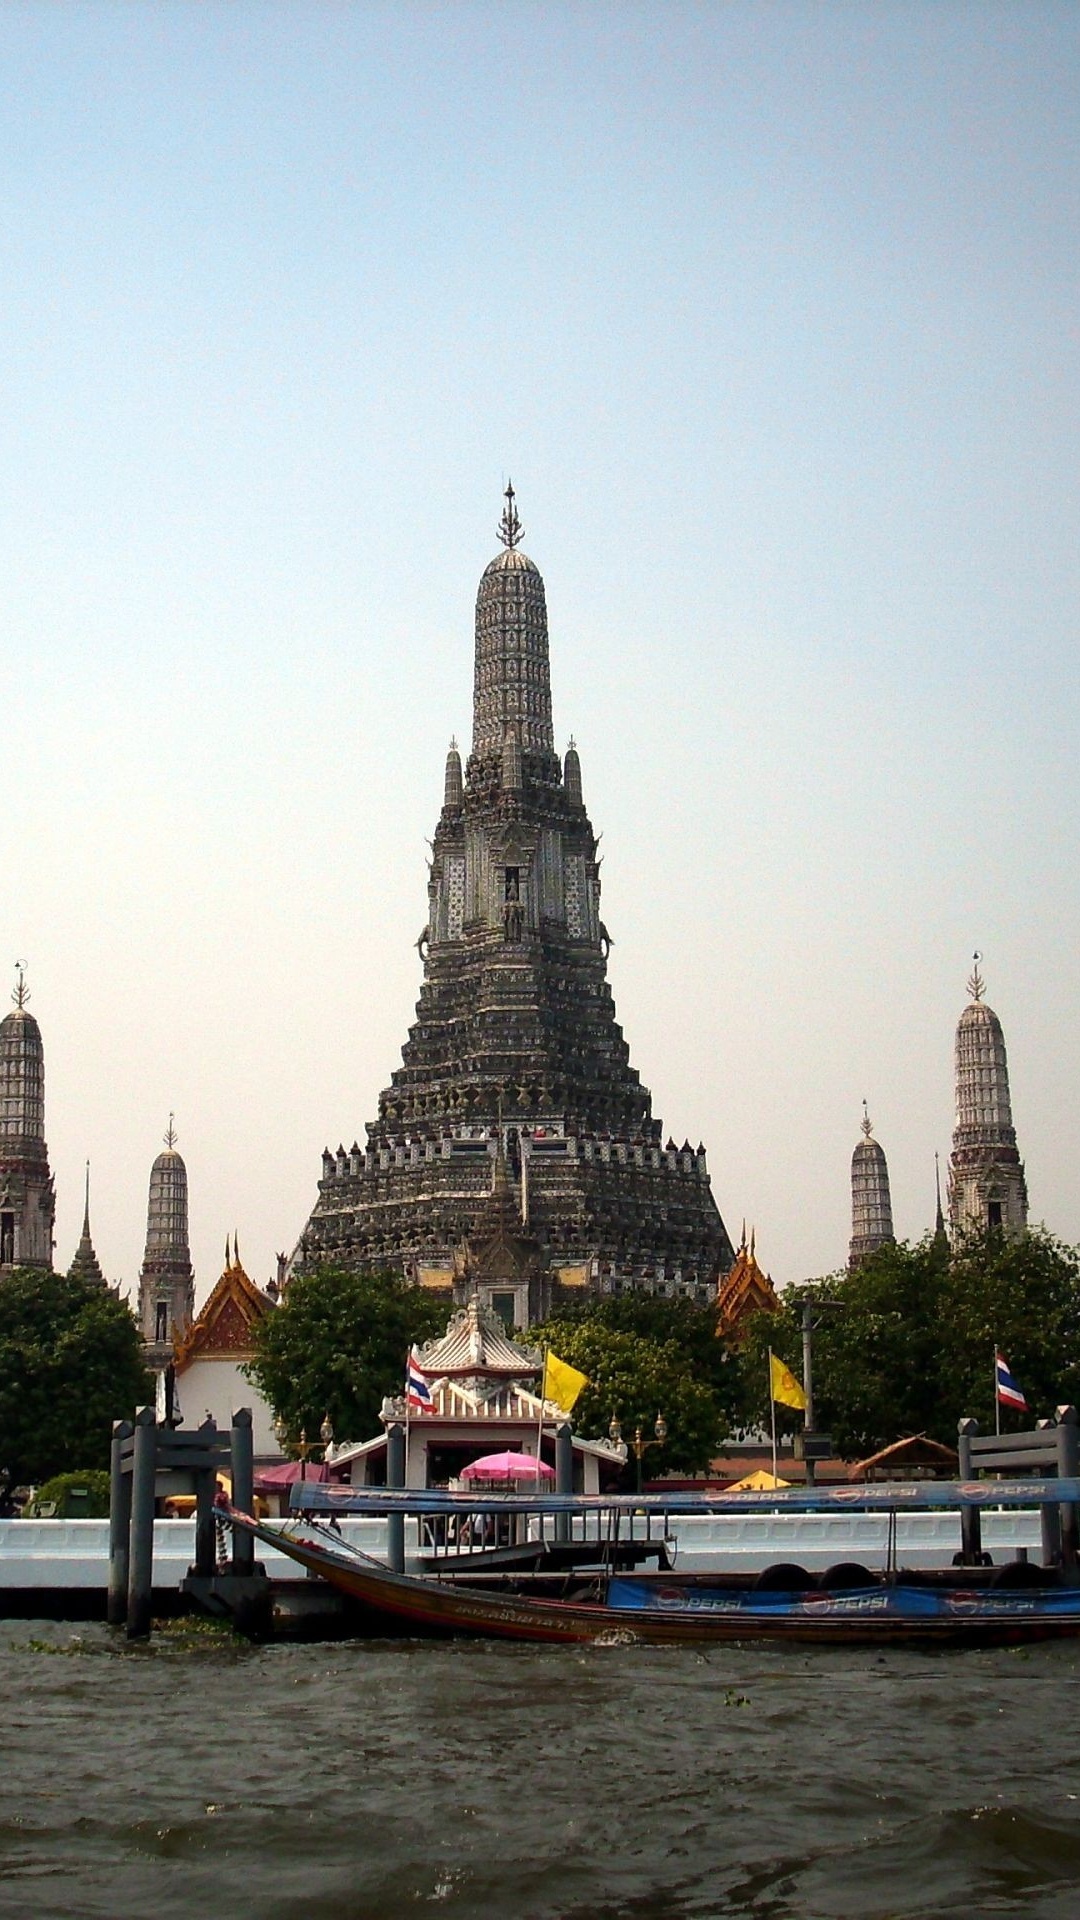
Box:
[225,1479,1080,1646]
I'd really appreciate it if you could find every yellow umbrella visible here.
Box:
[726,1468,791,1491]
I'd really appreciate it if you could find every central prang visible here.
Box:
[297,494,734,1320]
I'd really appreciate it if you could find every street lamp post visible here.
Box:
[800,1300,839,1487]
[610,1412,668,1494]
[273,1413,335,1485]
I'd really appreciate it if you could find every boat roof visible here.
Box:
[289,1476,1080,1516]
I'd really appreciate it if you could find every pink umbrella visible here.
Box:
[460,1450,555,1481]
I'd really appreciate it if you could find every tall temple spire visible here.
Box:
[137,1118,195,1361]
[297,502,734,1310]
[0,962,55,1271]
[849,1102,895,1267]
[68,1161,106,1289]
[933,1151,948,1249]
[947,956,1028,1239]
[472,484,555,760]
[444,737,463,810]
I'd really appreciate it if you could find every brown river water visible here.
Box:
[1,1618,1078,1920]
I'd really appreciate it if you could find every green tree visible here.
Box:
[246,1265,446,1445]
[0,1269,151,1505]
[30,1469,112,1517]
[533,1308,729,1476]
[939,1228,1080,1431]
[738,1228,1080,1457]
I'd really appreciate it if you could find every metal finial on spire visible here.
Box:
[164,1113,178,1149]
[449,734,458,752]
[233,1231,240,1268]
[861,1100,873,1140]
[83,1160,91,1237]
[497,480,523,550]
[12,961,28,1010]
[967,951,985,1002]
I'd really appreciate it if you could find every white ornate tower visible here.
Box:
[849,1103,895,1267]
[0,965,55,1272]
[948,956,1028,1239]
[137,1117,195,1361]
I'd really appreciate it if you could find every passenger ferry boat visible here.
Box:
[226,1479,1080,1647]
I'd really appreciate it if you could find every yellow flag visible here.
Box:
[543,1350,589,1414]
[769,1351,807,1412]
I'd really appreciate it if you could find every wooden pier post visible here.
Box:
[231,1408,255,1577]
[386,1422,406,1574]
[555,1422,573,1542]
[1056,1406,1079,1578]
[1036,1418,1062,1564]
[107,1418,133,1626]
[193,1418,219,1578]
[956,1419,982,1565]
[126,1406,158,1640]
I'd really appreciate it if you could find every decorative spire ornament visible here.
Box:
[497,480,523,550]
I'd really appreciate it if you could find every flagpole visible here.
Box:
[994,1346,1001,1437]
[536,1342,547,1476]
[768,1348,778,1484]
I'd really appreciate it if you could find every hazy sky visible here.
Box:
[3,2,1077,1303]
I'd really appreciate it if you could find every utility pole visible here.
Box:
[801,1301,816,1488]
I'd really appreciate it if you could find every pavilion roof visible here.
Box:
[847,1433,960,1481]
[716,1228,780,1339]
[413,1295,541,1380]
[175,1241,275,1370]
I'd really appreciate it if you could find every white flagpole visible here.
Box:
[536,1344,548,1472]
[768,1348,778,1483]
[534,1345,549,1547]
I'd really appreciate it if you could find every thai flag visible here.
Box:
[995,1351,1028,1411]
[406,1348,434,1414]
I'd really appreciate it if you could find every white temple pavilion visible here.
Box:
[326,1297,625,1492]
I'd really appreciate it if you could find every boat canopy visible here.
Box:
[287,1476,1080,1516]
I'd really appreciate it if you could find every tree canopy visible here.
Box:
[246,1265,447,1445]
[533,1295,735,1475]
[0,1268,151,1504]
[737,1228,1080,1457]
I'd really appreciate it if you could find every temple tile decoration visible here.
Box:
[716,1226,779,1340]
[948,956,1029,1240]
[296,491,735,1309]
[451,1135,550,1329]
[0,964,56,1273]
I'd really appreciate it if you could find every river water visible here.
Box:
[1,1619,1078,1920]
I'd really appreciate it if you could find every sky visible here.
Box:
[2,1,1078,1303]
